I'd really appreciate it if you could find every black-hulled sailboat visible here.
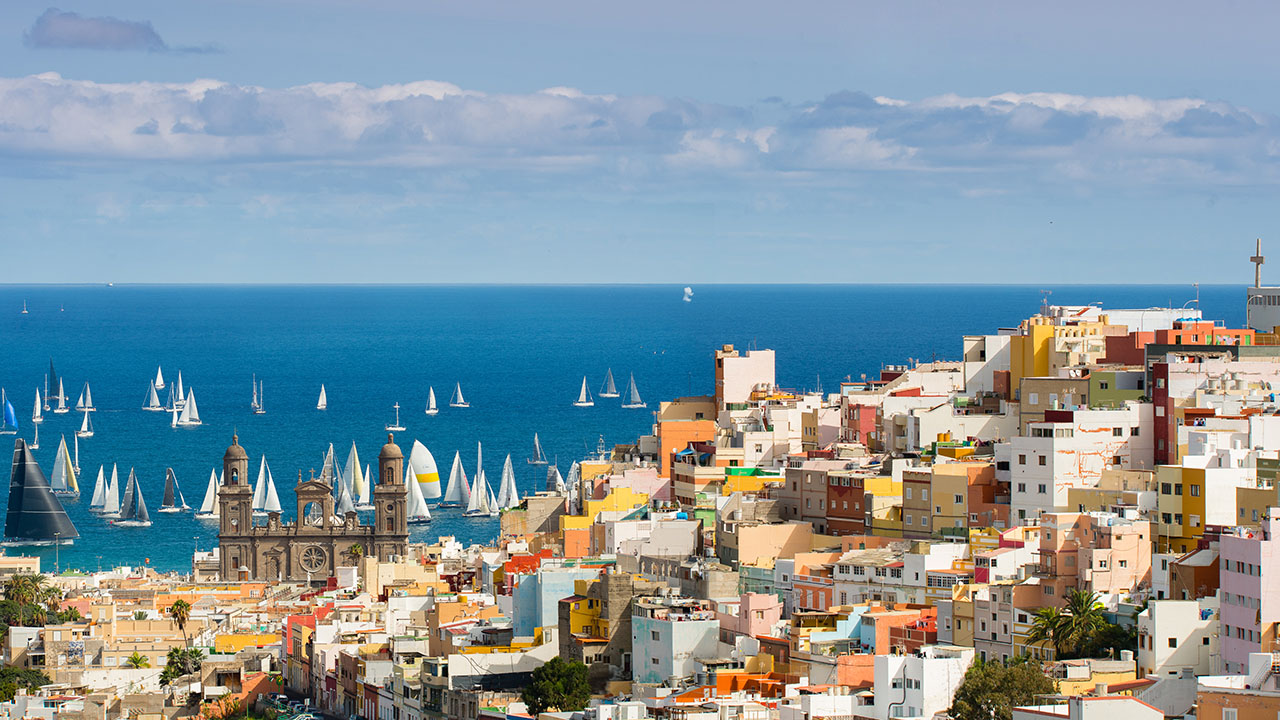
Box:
[4,439,78,545]
[114,469,152,527]
[158,468,189,513]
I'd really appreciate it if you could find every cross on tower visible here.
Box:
[1252,238,1266,288]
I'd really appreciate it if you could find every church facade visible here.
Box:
[217,433,409,582]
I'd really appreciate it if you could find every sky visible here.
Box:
[1,1,1278,284]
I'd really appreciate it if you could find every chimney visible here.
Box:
[1094,682,1109,696]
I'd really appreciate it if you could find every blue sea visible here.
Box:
[0,284,1245,573]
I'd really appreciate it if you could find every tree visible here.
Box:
[1027,606,1064,656]
[125,652,151,669]
[170,599,192,650]
[521,656,590,715]
[949,657,1055,720]
[3,574,46,608]
[1056,589,1107,655]
[160,646,205,685]
[0,667,50,701]
[344,544,365,566]
[133,611,149,621]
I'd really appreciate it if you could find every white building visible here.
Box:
[1010,403,1154,521]
[1012,696,1164,720]
[871,645,974,720]
[630,596,720,685]
[1137,598,1220,678]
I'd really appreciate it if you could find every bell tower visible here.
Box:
[373,433,408,560]
[219,434,253,536]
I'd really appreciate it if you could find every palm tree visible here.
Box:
[4,574,46,608]
[344,544,364,566]
[1027,606,1064,656]
[133,610,149,621]
[1057,589,1108,656]
[170,600,192,651]
[125,652,150,669]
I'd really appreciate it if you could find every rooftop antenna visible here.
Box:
[1039,289,1052,314]
[1252,238,1265,288]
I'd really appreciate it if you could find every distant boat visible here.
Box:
[334,470,356,516]
[317,384,328,411]
[251,456,281,516]
[449,383,470,408]
[99,464,121,518]
[173,389,201,427]
[4,439,79,544]
[46,361,59,411]
[527,433,548,465]
[319,443,339,486]
[158,468,190,513]
[573,376,595,407]
[75,382,95,412]
[154,366,165,390]
[425,387,438,416]
[142,382,164,411]
[31,390,42,425]
[49,435,79,499]
[251,374,260,413]
[404,460,431,525]
[29,423,39,451]
[195,469,220,520]
[546,464,565,494]
[255,379,266,415]
[385,403,406,432]
[439,451,470,508]
[465,443,497,517]
[72,435,80,475]
[20,301,27,315]
[345,442,371,510]
[496,454,520,510]
[75,409,94,439]
[52,379,69,414]
[599,368,620,398]
[173,372,185,409]
[0,389,17,435]
[409,440,441,499]
[115,469,152,527]
[89,466,106,511]
[683,286,694,302]
[621,373,647,409]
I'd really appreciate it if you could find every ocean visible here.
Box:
[0,284,1244,573]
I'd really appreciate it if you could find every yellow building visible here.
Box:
[560,487,651,531]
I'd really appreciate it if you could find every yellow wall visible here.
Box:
[1011,321,1054,389]
[215,633,281,654]
[1055,669,1137,696]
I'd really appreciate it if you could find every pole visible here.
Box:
[54,532,60,574]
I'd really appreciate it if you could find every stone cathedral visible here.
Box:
[217,433,409,582]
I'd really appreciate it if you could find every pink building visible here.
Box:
[1218,515,1280,673]
[717,592,785,642]
[1037,513,1153,607]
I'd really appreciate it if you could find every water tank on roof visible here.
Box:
[676,512,688,519]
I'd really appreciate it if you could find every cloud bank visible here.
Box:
[0,73,1276,190]
[23,9,218,53]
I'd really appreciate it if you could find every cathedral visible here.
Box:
[216,433,409,582]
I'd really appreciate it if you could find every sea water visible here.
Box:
[0,284,1240,572]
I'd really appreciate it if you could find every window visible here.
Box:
[1119,560,1128,568]
[905,488,913,500]
[1161,483,1171,494]
[1038,484,1047,494]
[1018,454,1027,465]
[651,658,659,665]
[1174,484,1182,495]
[1112,456,1122,465]
[922,489,929,502]
[1167,637,1176,648]
[955,494,964,504]
[1029,393,1039,405]
[1131,427,1140,436]
[1156,406,1165,417]
[1100,381,1110,390]
[1038,456,1046,466]
[1191,484,1200,497]
[1156,378,1166,389]
[1113,427,1123,437]
[652,630,660,641]
[1017,483,1027,492]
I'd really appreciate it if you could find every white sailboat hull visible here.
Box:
[113,520,153,528]
[157,507,186,513]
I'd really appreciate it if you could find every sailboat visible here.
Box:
[572,376,595,407]
[72,434,80,475]
[99,464,121,518]
[53,379,69,414]
[440,451,470,508]
[527,433,548,465]
[4,439,79,544]
[409,440,441,499]
[49,435,79,499]
[251,375,260,413]
[76,409,94,439]
[345,443,372,510]
[174,389,201,427]
[47,361,61,411]
[173,373,185,410]
[317,384,328,411]
[30,423,39,451]
[256,379,266,415]
[465,443,499,517]
[496,454,520,510]
[0,389,17,435]
[385,403,406,432]
[143,383,164,411]
[547,464,566,494]
[32,390,42,425]
[319,443,340,486]
[76,382,95,412]
[621,373,647,409]
[599,368,620,398]
[449,382,470,408]
[251,456,282,516]
[195,469,221,520]
[114,469,152,527]
[154,366,165,390]
[405,460,432,525]
[334,472,356,517]
[425,387,438,416]
[158,468,189,513]
[89,466,106,511]
[20,301,27,315]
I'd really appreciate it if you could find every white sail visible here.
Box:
[566,461,582,514]
[622,373,646,408]
[487,484,499,517]
[317,384,327,410]
[442,451,470,506]
[143,383,162,411]
[50,436,71,492]
[154,366,165,390]
[177,389,201,425]
[77,409,94,438]
[496,454,520,510]
[196,468,220,516]
[334,475,356,516]
[386,402,405,432]
[547,465,565,494]
[405,460,431,523]
[90,465,106,509]
[30,423,38,450]
[251,375,259,411]
[528,433,547,465]
[32,389,42,424]
[83,382,94,411]
[175,372,184,404]
[102,464,121,517]
[345,442,370,508]
[467,468,492,515]
[252,456,269,513]
[450,382,469,408]
[600,368,620,398]
[573,376,594,407]
[54,379,68,413]
[264,464,281,514]
[409,441,442,499]
[425,387,437,415]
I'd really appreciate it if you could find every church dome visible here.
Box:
[223,433,249,463]
[379,433,403,461]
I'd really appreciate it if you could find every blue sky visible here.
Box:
[1,0,1278,283]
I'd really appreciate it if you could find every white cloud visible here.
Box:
[0,73,1276,188]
